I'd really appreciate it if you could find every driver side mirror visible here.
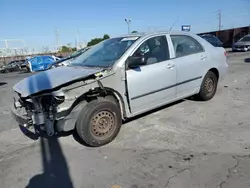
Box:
[126,55,146,68]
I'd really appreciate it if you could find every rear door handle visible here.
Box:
[166,64,175,69]
[201,56,207,60]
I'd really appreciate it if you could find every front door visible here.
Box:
[126,35,177,114]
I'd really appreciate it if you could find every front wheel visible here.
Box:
[197,71,218,101]
[76,99,122,147]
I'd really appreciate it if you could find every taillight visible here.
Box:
[224,51,227,57]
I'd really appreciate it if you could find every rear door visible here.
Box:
[170,34,207,98]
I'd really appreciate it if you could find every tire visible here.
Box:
[76,99,122,147]
[197,71,218,101]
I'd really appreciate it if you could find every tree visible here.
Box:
[131,30,138,33]
[60,46,71,53]
[87,38,103,47]
[87,34,110,47]
[103,34,110,39]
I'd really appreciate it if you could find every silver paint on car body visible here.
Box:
[13,66,103,97]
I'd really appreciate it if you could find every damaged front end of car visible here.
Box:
[11,66,115,137]
[12,90,65,136]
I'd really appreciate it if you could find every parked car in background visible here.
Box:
[16,60,27,70]
[0,65,5,73]
[200,34,223,47]
[12,31,228,147]
[48,47,91,69]
[232,34,250,52]
[0,60,26,73]
[26,55,60,72]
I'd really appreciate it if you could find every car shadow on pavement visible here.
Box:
[244,58,250,63]
[23,69,74,188]
[72,99,186,147]
[0,82,7,86]
[25,137,74,188]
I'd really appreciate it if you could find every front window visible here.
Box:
[132,35,170,65]
[239,36,250,42]
[71,37,139,68]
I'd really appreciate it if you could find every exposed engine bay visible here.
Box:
[14,91,65,136]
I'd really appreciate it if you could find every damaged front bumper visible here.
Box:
[11,98,81,138]
[11,105,30,127]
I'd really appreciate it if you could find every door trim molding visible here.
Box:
[131,76,202,100]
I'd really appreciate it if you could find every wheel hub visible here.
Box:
[205,77,214,94]
[91,110,115,137]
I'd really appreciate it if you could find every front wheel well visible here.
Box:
[72,87,126,120]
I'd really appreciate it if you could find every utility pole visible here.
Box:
[217,10,222,31]
[76,29,79,50]
[125,19,131,34]
[55,28,59,52]
[216,10,222,38]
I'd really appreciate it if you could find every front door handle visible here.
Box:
[166,64,175,69]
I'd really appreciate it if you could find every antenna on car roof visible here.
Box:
[169,16,179,31]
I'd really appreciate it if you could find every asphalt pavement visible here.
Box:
[0,51,250,188]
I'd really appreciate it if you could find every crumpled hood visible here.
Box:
[13,66,103,97]
[234,41,250,46]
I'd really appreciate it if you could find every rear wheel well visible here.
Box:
[209,68,219,80]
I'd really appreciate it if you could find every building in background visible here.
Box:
[198,26,250,47]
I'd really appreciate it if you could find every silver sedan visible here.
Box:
[12,31,228,146]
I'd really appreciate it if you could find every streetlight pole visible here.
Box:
[76,28,79,50]
[125,19,131,34]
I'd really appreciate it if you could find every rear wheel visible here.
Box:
[76,99,122,147]
[197,71,218,101]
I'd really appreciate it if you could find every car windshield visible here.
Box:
[70,48,88,57]
[70,36,139,68]
[240,36,250,42]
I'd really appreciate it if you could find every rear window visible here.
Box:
[240,36,250,42]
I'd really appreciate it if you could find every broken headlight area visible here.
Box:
[12,91,65,137]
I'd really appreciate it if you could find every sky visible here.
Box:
[0,0,250,52]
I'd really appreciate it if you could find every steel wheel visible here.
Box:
[197,71,218,101]
[91,110,116,139]
[76,99,122,147]
[204,77,214,96]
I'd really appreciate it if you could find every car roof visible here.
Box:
[115,30,195,38]
[200,34,216,37]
